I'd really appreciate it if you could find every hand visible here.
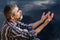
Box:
[45,11,54,22]
[41,12,48,22]
[34,11,54,34]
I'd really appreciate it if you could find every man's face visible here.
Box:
[12,6,22,21]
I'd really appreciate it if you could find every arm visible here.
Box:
[8,21,36,38]
[35,12,54,35]
[32,19,44,29]
[35,19,50,35]
[32,12,47,29]
[11,26,36,39]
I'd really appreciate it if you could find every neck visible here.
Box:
[10,19,17,23]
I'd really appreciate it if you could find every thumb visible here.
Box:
[51,13,54,18]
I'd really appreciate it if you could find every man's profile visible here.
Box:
[1,3,54,40]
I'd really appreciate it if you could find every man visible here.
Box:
[1,4,54,40]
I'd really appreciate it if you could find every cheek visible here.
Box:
[17,13,21,18]
[16,11,22,18]
[14,14,19,19]
[16,12,20,16]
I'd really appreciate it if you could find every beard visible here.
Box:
[16,15,23,21]
[19,15,23,20]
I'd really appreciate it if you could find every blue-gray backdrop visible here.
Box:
[0,0,60,40]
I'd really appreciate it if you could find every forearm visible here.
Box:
[34,12,54,35]
[32,12,48,29]
[35,20,50,35]
[32,19,43,29]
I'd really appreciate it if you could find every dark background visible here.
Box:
[0,0,60,40]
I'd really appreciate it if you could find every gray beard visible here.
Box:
[19,15,23,21]
[16,15,23,21]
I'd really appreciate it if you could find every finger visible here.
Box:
[42,12,45,16]
[47,13,54,21]
[42,12,45,17]
[47,11,51,15]
[51,13,54,18]
[46,11,51,16]
[48,14,51,19]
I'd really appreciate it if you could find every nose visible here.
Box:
[19,10,22,15]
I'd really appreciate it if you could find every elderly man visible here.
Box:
[1,4,54,40]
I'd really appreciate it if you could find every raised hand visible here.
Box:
[45,11,54,22]
[41,12,47,22]
[35,11,54,35]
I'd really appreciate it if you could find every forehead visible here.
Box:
[12,6,19,12]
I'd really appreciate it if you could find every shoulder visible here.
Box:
[1,21,10,31]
